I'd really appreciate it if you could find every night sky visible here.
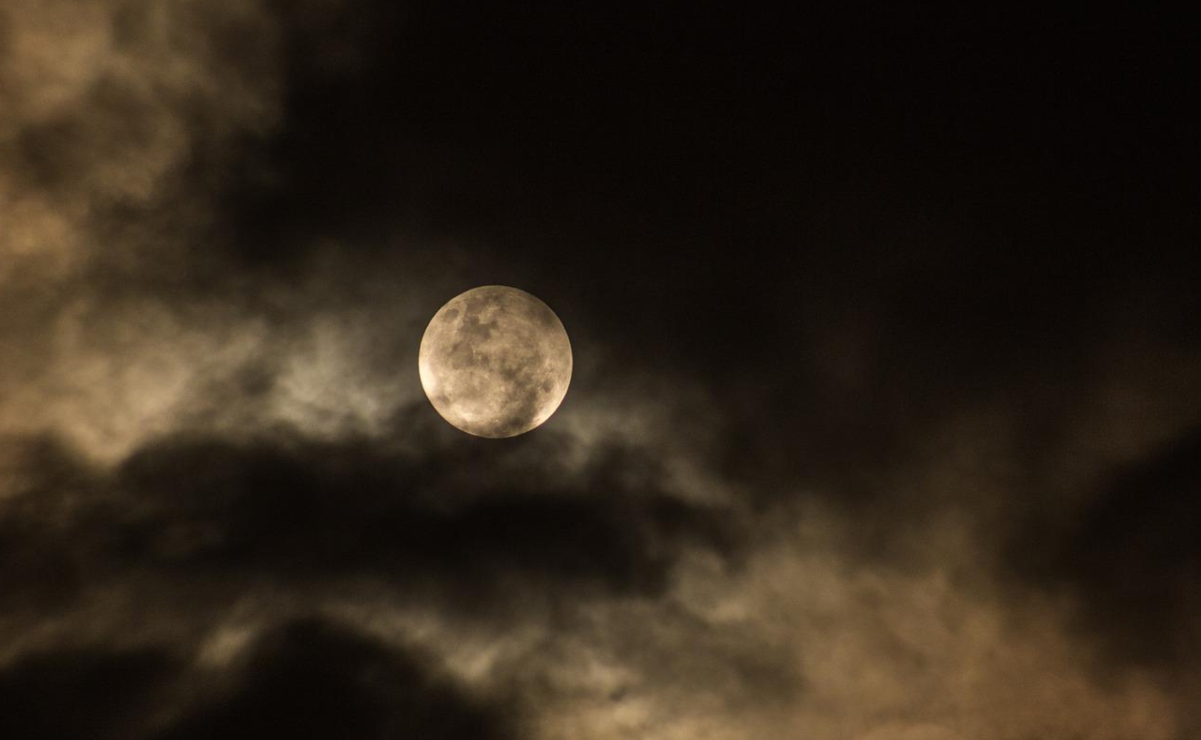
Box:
[1,3,1199,739]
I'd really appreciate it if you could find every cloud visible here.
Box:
[0,644,177,740]
[2,310,1197,740]
[0,0,290,460]
[0,427,739,623]
[0,0,283,280]
[154,616,517,740]
[112,431,736,596]
[0,616,518,740]
[1010,421,1201,669]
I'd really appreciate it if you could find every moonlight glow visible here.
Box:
[419,286,572,438]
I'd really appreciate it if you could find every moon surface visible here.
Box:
[419,286,573,438]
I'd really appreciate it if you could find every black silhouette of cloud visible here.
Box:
[0,646,176,740]
[155,617,517,740]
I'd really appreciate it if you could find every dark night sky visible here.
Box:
[1,3,1199,739]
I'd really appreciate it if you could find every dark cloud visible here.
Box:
[0,645,177,740]
[0,617,518,740]
[155,617,517,740]
[0,435,102,612]
[0,429,738,613]
[115,431,735,597]
[1011,422,1201,669]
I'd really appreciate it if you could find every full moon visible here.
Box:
[419,286,573,438]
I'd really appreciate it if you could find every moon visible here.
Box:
[419,286,573,438]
